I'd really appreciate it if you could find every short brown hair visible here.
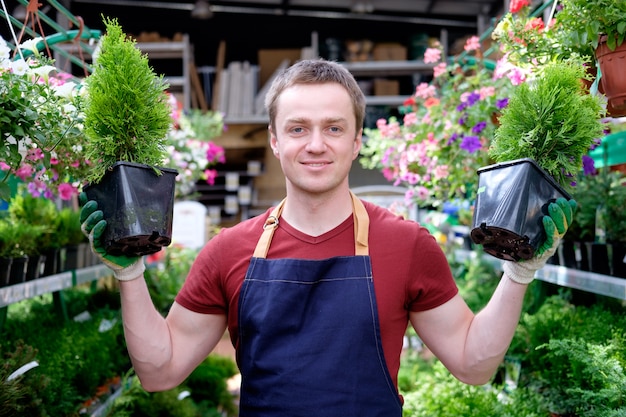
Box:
[264,59,366,133]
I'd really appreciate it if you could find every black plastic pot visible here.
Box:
[470,158,572,261]
[84,162,178,257]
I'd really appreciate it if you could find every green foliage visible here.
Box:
[0,340,50,417]
[567,171,626,242]
[402,360,546,417]
[1,288,131,416]
[83,16,172,184]
[490,60,605,190]
[508,296,626,416]
[181,109,225,141]
[449,250,501,313]
[535,337,626,416]
[107,357,237,417]
[556,0,626,52]
[106,372,205,417]
[185,355,239,415]
[57,206,87,247]
[0,217,46,257]
[144,246,200,313]
[6,189,59,251]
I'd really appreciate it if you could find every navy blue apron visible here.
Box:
[237,192,402,416]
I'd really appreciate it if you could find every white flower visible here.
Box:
[29,64,56,80]
[18,37,43,55]
[10,58,29,75]
[0,42,10,62]
[53,81,78,99]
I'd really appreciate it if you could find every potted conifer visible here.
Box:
[81,17,177,257]
[470,60,606,261]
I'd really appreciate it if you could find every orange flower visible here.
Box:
[424,97,440,108]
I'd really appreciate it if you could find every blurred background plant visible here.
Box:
[165,95,226,199]
[359,36,517,209]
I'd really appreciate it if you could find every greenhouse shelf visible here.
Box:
[535,264,626,301]
[0,264,110,308]
[454,250,626,301]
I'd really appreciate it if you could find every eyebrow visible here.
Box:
[286,116,348,125]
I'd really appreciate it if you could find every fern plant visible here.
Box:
[489,60,605,191]
[82,17,172,184]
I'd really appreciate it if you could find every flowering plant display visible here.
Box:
[164,95,226,198]
[0,36,90,201]
[359,37,519,209]
[492,0,558,68]
[492,0,593,71]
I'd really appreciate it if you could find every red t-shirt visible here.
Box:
[175,200,458,388]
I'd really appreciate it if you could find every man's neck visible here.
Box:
[281,188,354,237]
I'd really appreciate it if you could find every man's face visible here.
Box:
[269,83,362,195]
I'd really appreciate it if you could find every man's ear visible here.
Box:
[353,129,363,158]
[269,131,279,157]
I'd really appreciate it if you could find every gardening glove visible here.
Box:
[503,197,577,285]
[79,194,145,281]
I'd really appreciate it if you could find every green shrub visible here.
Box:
[1,288,130,416]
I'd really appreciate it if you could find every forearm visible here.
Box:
[462,274,527,384]
[119,278,174,388]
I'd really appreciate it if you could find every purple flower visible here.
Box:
[582,155,597,175]
[458,113,468,126]
[466,92,480,107]
[472,121,487,134]
[589,137,602,151]
[496,98,509,109]
[447,132,459,145]
[460,135,482,153]
[456,102,468,112]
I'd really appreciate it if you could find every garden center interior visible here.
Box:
[1,0,626,415]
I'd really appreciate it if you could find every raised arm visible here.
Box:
[410,198,576,385]
[80,197,227,392]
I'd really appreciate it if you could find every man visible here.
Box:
[80,58,575,416]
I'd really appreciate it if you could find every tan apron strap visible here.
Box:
[252,192,370,259]
[253,198,286,258]
[350,191,369,256]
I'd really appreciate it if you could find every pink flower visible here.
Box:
[204,168,218,185]
[414,83,437,99]
[206,142,226,164]
[423,47,442,64]
[0,162,10,171]
[57,183,76,200]
[26,147,44,161]
[15,164,35,180]
[403,112,418,127]
[506,67,527,85]
[479,86,496,99]
[524,17,544,32]
[464,36,481,52]
[433,164,449,179]
[433,62,447,78]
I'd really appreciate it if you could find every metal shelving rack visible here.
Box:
[456,249,626,301]
[0,264,110,308]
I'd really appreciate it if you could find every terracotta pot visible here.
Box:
[595,35,626,117]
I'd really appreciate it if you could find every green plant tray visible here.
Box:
[589,131,626,169]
